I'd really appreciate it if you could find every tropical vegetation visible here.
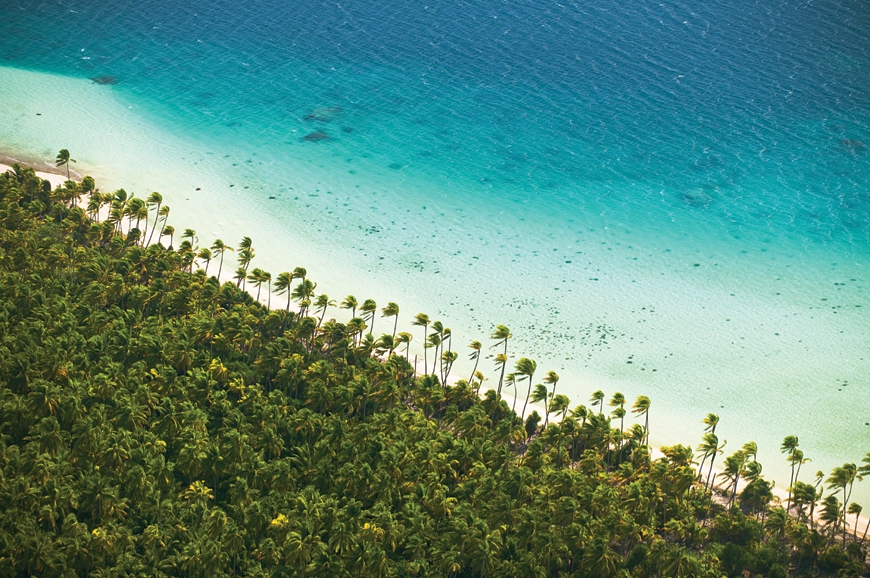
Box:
[0,160,868,576]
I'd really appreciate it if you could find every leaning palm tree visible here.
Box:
[56,149,76,180]
[382,302,400,340]
[314,294,336,327]
[541,371,560,427]
[210,239,233,279]
[468,341,482,382]
[197,247,213,275]
[492,353,508,397]
[153,205,170,245]
[144,192,163,245]
[396,332,413,361]
[514,357,536,421]
[248,267,266,301]
[827,463,858,545]
[360,299,378,336]
[162,225,175,249]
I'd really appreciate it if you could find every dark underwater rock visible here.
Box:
[303,106,343,122]
[302,131,330,142]
[90,75,118,85]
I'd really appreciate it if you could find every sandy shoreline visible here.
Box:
[0,158,71,189]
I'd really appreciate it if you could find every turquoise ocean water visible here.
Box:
[1,0,869,493]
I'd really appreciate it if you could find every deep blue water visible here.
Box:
[2,0,869,248]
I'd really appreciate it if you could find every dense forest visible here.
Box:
[0,161,869,577]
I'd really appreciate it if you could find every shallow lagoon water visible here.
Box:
[1,0,869,496]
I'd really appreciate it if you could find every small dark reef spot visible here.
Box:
[302,131,330,142]
[303,106,343,122]
[90,75,118,85]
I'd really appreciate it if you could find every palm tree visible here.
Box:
[514,357,536,421]
[703,413,719,435]
[210,239,232,279]
[396,332,413,361]
[609,392,625,436]
[492,353,508,397]
[275,272,294,312]
[541,371,560,427]
[696,433,718,484]
[490,325,511,394]
[848,503,863,541]
[341,295,359,318]
[705,437,727,492]
[468,341,482,382]
[237,237,255,288]
[382,302,400,339]
[56,149,76,180]
[163,225,175,249]
[412,313,431,371]
[632,395,650,444]
[827,463,858,545]
[781,435,799,511]
[197,247,213,275]
[145,192,163,245]
[154,205,170,245]
[261,270,272,308]
[530,383,548,425]
[359,299,377,336]
[590,390,605,414]
[314,294,336,327]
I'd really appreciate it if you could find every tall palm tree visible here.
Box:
[197,248,213,275]
[56,148,76,180]
[514,357,536,421]
[696,433,719,484]
[275,272,294,312]
[703,413,719,435]
[261,270,272,308]
[541,371,560,427]
[382,302,400,339]
[396,332,413,361]
[781,435,800,511]
[360,299,377,336]
[490,325,511,394]
[468,341,482,382]
[590,390,605,414]
[340,295,359,318]
[493,353,508,397]
[705,437,727,492]
[210,239,232,279]
[154,205,170,245]
[632,395,650,444]
[314,294,336,327]
[163,225,175,249]
[237,237,255,289]
[412,313,431,371]
[609,392,625,436]
[145,192,163,245]
[827,463,858,545]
